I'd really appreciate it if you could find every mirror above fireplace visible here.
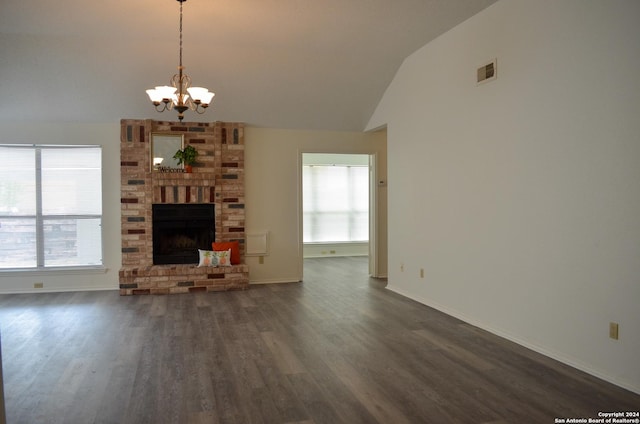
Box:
[151,133,184,171]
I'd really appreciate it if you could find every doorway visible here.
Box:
[300,153,377,279]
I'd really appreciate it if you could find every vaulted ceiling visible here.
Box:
[0,0,498,131]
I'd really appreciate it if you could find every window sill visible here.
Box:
[0,266,108,277]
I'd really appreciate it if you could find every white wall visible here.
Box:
[245,127,387,283]
[367,0,640,393]
[0,123,121,293]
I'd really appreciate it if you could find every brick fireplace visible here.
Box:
[119,119,249,295]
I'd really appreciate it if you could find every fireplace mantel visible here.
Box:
[119,119,248,295]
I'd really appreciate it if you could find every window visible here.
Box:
[303,164,369,243]
[0,145,103,269]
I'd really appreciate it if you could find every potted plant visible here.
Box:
[173,145,198,173]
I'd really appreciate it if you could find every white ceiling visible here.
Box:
[0,0,498,131]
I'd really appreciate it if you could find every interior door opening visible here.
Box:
[301,153,374,278]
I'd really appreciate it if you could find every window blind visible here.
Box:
[303,164,368,243]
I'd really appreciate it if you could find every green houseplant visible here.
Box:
[173,145,198,173]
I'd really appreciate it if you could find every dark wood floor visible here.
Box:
[0,257,638,423]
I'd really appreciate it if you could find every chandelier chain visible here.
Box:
[178,0,183,68]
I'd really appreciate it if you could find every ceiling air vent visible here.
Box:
[477,59,497,85]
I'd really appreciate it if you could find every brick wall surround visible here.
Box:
[119,119,248,295]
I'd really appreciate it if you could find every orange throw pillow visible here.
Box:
[212,241,240,265]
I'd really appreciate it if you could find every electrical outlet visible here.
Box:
[609,322,619,340]
[258,256,264,264]
[34,282,44,289]
[400,263,404,272]
[420,268,424,278]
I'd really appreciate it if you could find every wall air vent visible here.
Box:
[477,59,497,85]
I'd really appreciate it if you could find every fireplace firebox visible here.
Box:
[152,204,215,265]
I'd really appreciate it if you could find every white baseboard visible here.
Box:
[303,242,369,258]
[250,278,301,285]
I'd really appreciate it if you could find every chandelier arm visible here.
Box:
[194,104,209,114]
[153,102,172,112]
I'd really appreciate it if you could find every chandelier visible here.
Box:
[146,0,215,122]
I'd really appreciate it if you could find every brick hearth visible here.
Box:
[119,119,248,295]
